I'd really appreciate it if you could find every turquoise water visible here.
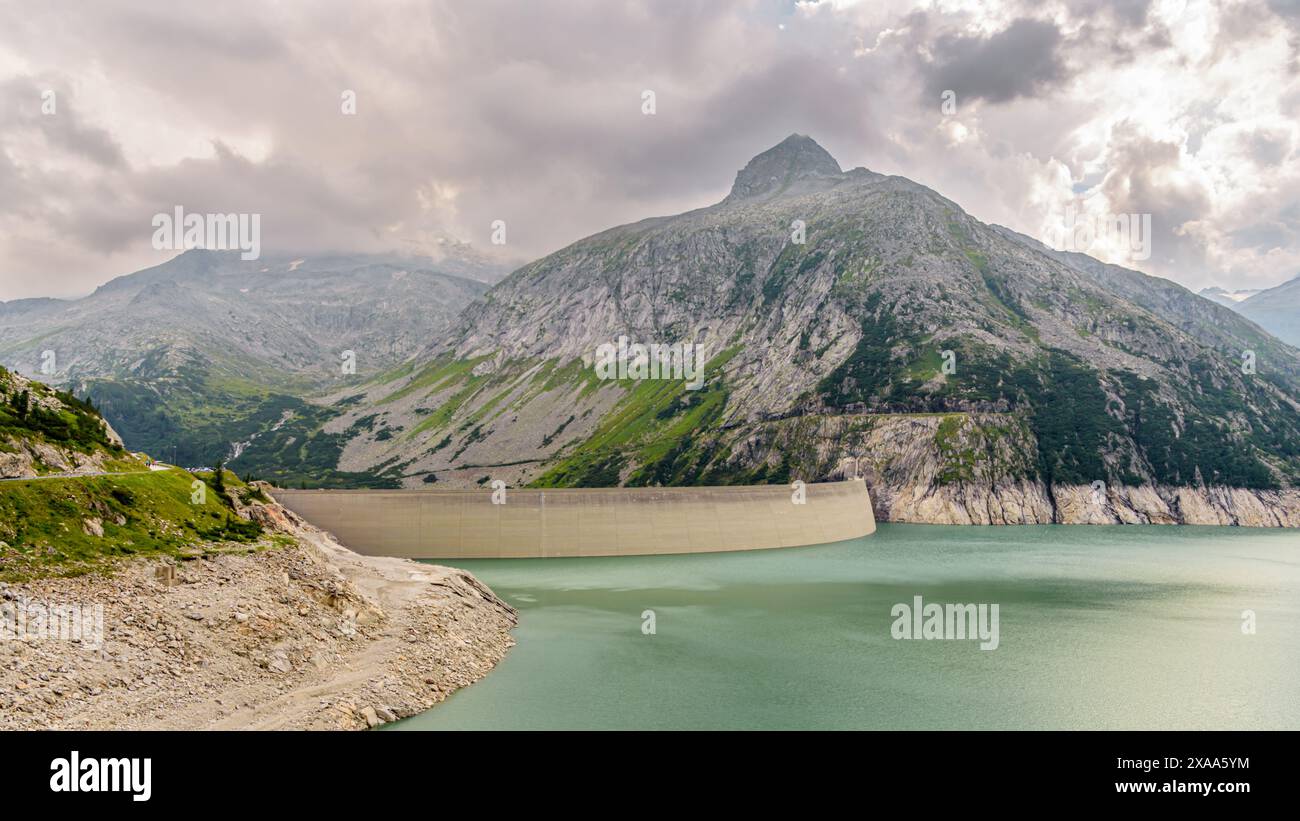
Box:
[390,524,1300,730]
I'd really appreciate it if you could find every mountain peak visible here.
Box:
[726,134,842,201]
[1198,285,1261,307]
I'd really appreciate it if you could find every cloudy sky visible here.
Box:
[1,0,1298,300]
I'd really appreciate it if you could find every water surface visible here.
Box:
[391,524,1300,730]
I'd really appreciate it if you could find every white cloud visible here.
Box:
[0,0,1297,299]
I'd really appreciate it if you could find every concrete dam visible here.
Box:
[272,480,876,559]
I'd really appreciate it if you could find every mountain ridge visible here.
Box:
[0,249,505,483]
[1236,274,1300,347]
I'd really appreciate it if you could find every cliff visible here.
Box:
[738,412,1300,526]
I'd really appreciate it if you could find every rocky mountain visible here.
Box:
[0,249,504,484]
[314,134,1300,525]
[1191,276,1300,349]
[1199,286,1261,307]
[1233,275,1300,348]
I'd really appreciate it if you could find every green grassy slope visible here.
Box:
[0,364,136,471]
[0,469,268,582]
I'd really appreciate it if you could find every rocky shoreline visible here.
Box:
[870,478,1300,526]
[0,497,516,730]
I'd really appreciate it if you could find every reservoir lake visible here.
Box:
[389,524,1300,730]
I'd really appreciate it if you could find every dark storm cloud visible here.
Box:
[1064,0,1153,25]
[0,76,125,168]
[1270,0,1300,20]
[922,18,1069,104]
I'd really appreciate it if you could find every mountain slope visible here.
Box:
[1235,275,1300,348]
[179,137,1300,523]
[0,365,140,479]
[992,226,1300,378]
[0,250,503,483]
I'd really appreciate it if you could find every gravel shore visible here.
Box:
[0,498,516,730]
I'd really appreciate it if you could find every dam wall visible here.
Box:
[272,480,876,559]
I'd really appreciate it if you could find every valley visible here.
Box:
[0,249,509,486]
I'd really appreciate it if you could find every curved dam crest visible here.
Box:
[272,480,876,559]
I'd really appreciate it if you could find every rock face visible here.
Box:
[306,135,1300,527]
[881,479,1300,527]
[0,367,135,479]
[0,437,119,480]
[657,410,1300,526]
[723,133,846,202]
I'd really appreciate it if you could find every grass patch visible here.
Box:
[0,469,265,582]
[378,355,490,406]
[531,345,740,487]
